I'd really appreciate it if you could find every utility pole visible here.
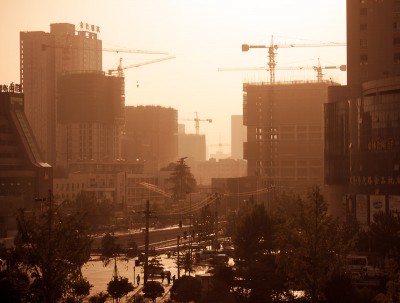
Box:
[214,193,220,252]
[177,235,181,278]
[144,200,150,284]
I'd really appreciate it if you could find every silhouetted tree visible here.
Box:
[142,281,165,302]
[14,197,92,303]
[72,192,114,231]
[88,292,109,303]
[275,186,350,303]
[167,157,196,202]
[170,275,202,303]
[231,203,284,302]
[107,276,134,303]
[199,266,236,303]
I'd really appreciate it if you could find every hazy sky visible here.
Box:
[0,0,346,157]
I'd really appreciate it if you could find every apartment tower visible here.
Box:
[20,23,102,165]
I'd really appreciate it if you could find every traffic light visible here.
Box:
[135,259,140,266]
[179,220,182,228]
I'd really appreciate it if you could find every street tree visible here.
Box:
[88,292,109,303]
[148,256,164,280]
[193,205,215,244]
[71,192,114,231]
[231,203,284,302]
[14,195,92,303]
[142,281,165,303]
[199,266,236,303]
[368,211,400,257]
[107,276,134,303]
[275,185,349,303]
[366,211,400,302]
[170,275,202,303]
[166,157,196,202]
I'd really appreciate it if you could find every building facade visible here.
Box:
[243,81,329,195]
[0,89,52,237]
[178,133,206,162]
[122,105,178,173]
[347,0,400,87]
[231,115,247,159]
[57,71,124,167]
[20,23,102,165]
[192,158,247,186]
[324,0,400,223]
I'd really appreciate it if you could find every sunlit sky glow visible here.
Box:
[0,0,346,157]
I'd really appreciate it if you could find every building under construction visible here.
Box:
[122,105,178,173]
[57,71,125,167]
[243,80,331,195]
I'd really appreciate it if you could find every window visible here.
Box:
[394,37,400,47]
[360,23,368,31]
[394,53,400,64]
[394,21,400,32]
[360,8,368,16]
[360,38,368,49]
[360,54,368,65]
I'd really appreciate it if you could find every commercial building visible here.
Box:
[0,89,52,237]
[325,0,400,223]
[122,105,178,173]
[20,23,102,165]
[243,81,329,196]
[347,0,400,86]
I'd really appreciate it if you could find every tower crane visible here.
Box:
[180,112,212,135]
[241,36,346,83]
[107,55,176,77]
[218,58,346,82]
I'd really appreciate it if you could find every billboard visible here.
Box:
[369,195,385,222]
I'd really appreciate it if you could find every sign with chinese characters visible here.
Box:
[1,82,22,93]
[350,174,400,186]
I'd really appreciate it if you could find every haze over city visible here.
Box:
[0,0,346,156]
[3,0,400,302]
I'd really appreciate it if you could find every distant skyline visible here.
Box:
[0,0,346,157]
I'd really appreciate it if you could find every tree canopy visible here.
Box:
[142,281,165,303]
[166,157,197,202]
[13,197,92,303]
[275,185,349,303]
[170,275,202,303]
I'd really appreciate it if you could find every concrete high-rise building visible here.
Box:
[57,71,124,167]
[231,115,247,159]
[122,105,178,173]
[244,81,330,194]
[178,134,207,162]
[325,0,400,221]
[20,23,102,165]
[347,0,400,87]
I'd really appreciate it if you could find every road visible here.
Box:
[82,252,210,302]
